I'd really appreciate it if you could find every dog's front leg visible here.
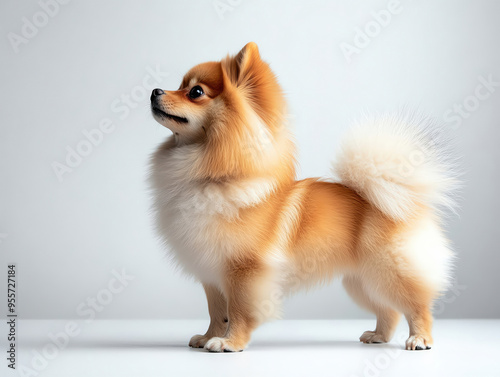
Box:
[204,257,269,352]
[189,284,228,348]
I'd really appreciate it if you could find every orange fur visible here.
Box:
[149,42,455,352]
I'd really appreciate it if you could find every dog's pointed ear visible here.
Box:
[222,42,261,86]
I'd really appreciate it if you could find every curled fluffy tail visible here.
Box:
[334,114,460,221]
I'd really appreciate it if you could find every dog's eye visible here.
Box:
[188,85,204,99]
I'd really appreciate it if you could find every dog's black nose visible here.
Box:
[152,88,164,97]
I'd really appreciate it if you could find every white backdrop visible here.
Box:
[1,0,499,319]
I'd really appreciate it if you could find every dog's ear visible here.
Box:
[220,42,285,133]
[222,42,261,86]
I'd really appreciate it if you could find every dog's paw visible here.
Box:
[360,330,389,344]
[189,334,210,348]
[405,335,432,350]
[204,337,244,353]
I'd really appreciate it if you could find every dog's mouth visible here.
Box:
[151,106,188,124]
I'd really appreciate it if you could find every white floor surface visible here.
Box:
[4,319,500,377]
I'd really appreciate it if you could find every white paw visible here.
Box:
[204,337,242,353]
[360,330,389,343]
[406,335,432,350]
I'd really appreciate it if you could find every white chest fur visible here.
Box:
[150,142,276,285]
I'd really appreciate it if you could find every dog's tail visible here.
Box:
[333,113,460,222]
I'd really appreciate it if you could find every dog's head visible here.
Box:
[151,42,294,181]
[150,59,224,144]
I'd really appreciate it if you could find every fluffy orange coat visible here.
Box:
[149,42,456,352]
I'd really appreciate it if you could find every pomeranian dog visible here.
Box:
[149,42,458,352]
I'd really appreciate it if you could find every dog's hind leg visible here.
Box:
[343,275,401,343]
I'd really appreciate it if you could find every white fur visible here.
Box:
[150,141,277,285]
[333,114,459,221]
[400,216,454,292]
[359,213,454,307]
